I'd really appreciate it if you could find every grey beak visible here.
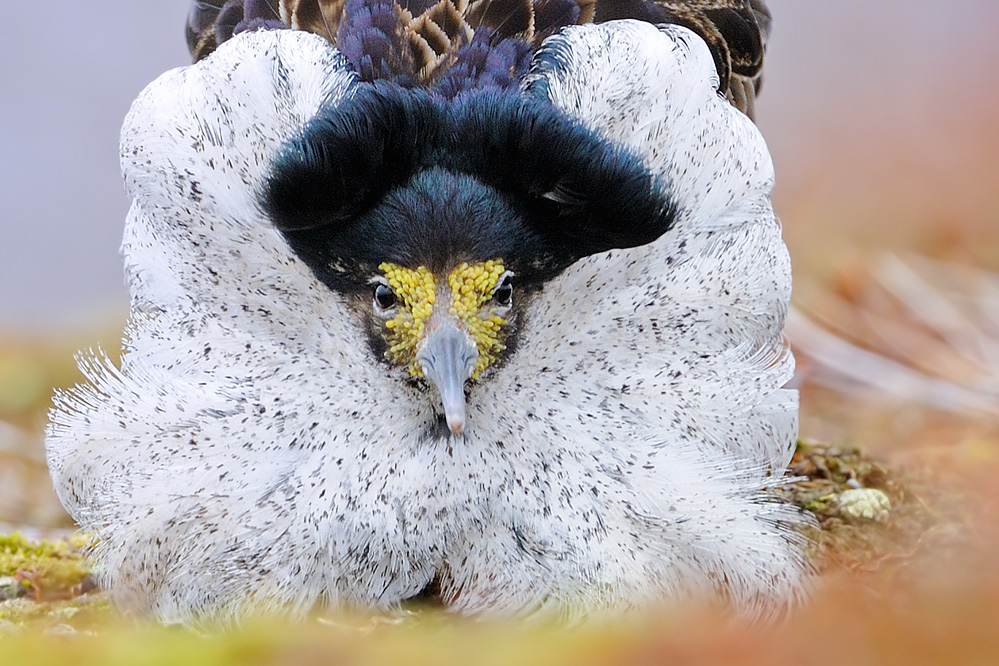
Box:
[416,324,478,435]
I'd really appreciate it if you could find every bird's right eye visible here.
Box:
[374,283,398,311]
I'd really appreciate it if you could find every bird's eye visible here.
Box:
[493,273,514,307]
[373,283,398,311]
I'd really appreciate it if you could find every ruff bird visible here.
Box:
[186,0,771,118]
[47,0,808,624]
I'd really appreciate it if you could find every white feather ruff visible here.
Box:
[46,25,808,625]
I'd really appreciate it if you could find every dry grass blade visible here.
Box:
[790,254,999,416]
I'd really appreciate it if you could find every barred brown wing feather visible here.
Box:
[185,0,771,117]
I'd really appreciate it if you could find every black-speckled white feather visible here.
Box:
[47,24,807,625]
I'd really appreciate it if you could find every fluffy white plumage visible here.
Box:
[47,22,807,624]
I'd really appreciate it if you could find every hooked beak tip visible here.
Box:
[447,414,465,435]
[439,380,469,436]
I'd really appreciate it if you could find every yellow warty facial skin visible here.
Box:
[379,263,436,377]
[448,260,507,378]
[378,260,508,379]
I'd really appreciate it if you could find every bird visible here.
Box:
[186,0,771,117]
[46,0,809,625]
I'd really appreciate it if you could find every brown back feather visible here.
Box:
[186,0,771,118]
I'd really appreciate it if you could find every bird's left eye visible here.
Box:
[373,283,398,311]
[493,273,514,307]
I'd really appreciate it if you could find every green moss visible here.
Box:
[0,593,113,629]
[0,611,681,666]
[779,440,942,572]
[0,533,92,599]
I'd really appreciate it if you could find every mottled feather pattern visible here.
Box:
[433,27,535,97]
[519,23,795,467]
[187,0,769,114]
[335,0,418,85]
[47,19,806,624]
[496,21,788,464]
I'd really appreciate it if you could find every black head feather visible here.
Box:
[263,83,444,232]
[263,83,676,289]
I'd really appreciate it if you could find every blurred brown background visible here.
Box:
[760,0,999,281]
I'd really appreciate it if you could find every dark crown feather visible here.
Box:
[263,84,675,282]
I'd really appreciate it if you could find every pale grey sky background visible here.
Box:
[2,0,998,330]
[2,2,191,328]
